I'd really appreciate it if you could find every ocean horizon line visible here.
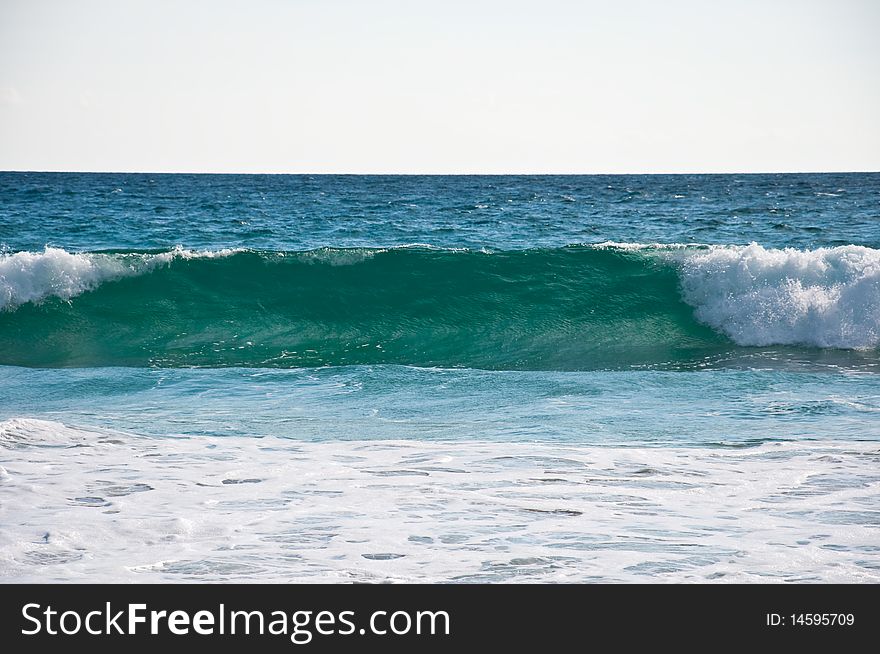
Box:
[2,169,880,176]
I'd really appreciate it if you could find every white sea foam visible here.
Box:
[1,418,878,583]
[592,241,880,349]
[0,248,131,310]
[0,417,97,447]
[0,246,240,310]
[676,243,880,349]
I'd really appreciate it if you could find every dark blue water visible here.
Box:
[2,172,879,252]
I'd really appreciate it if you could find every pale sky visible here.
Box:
[1,0,878,173]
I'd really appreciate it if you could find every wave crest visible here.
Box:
[678,243,880,349]
[0,246,239,310]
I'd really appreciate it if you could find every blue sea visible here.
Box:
[1,172,879,582]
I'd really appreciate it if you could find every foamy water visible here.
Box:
[677,243,880,349]
[1,419,878,583]
[0,246,240,310]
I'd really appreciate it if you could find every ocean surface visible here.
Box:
[1,172,879,582]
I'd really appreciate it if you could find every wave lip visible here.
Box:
[0,247,131,310]
[678,243,880,349]
[0,246,241,310]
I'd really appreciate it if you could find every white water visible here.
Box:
[2,419,878,583]
[0,246,239,310]
[677,243,880,349]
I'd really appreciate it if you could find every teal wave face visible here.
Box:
[0,246,731,369]
[3,244,878,370]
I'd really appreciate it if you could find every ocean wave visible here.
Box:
[0,243,877,369]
